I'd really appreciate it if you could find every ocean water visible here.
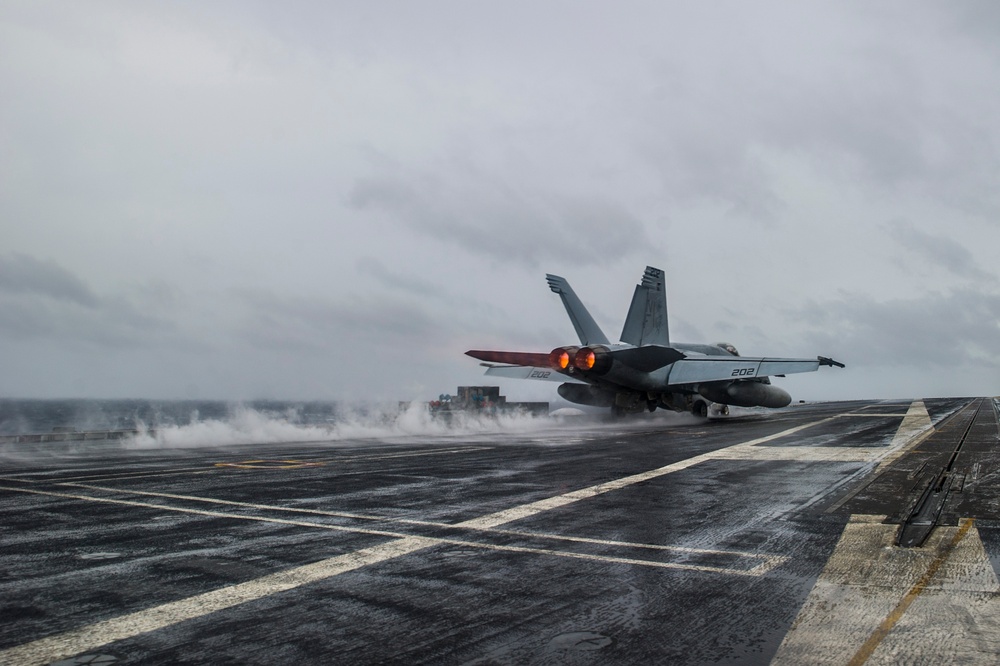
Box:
[0,399,341,435]
[0,398,568,448]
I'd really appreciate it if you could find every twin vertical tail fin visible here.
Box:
[545,274,610,345]
[620,266,670,347]
[547,266,669,347]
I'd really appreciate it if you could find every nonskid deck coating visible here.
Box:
[1,398,998,665]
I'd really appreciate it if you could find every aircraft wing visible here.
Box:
[666,356,843,385]
[482,365,585,383]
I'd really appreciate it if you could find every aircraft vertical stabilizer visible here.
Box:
[620,266,670,346]
[545,274,610,345]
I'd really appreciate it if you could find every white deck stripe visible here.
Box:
[0,412,856,665]
[871,400,933,474]
[0,485,415,539]
[456,417,840,529]
[60,482,782,562]
[770,400,1000,665]
[770,516,1000,665]
[0,484,783,575]
[823,401,934,515]
[0,490,783,665]
[0,537,435,666]
[63,483,435,525]
[834,413,918,417]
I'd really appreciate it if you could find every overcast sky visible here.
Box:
[1,1,998,402]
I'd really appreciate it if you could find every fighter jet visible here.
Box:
[466,266,844,417]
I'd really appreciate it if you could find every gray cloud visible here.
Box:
[348,171,656,268]
[355,257,446,301]
[794,288,1000,369]
[232,287,441,352]
[885,220,995,281]
[629,3,1000,221]
[0,253,98,306]
[2,2,999,399]
[0,254,187,351]
[0,289,168,349]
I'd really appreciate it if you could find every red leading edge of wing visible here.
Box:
[465,350,551,367]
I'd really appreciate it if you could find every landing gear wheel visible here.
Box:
[709,403,730,417]
[693,401,708,418]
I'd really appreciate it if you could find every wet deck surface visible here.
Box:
[2,398,999,665]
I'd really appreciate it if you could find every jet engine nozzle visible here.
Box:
[573,346,611,374]
[548,346,579,370]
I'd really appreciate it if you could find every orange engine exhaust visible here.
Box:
[573,346,611,374]
[549,346,579,370]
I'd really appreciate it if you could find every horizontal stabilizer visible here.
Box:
[466,350,551,367]
[483,365,584,383]
[609,345,685,372]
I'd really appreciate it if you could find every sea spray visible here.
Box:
[127,401,557,448]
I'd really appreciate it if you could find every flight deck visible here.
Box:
[2,398,999,665]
